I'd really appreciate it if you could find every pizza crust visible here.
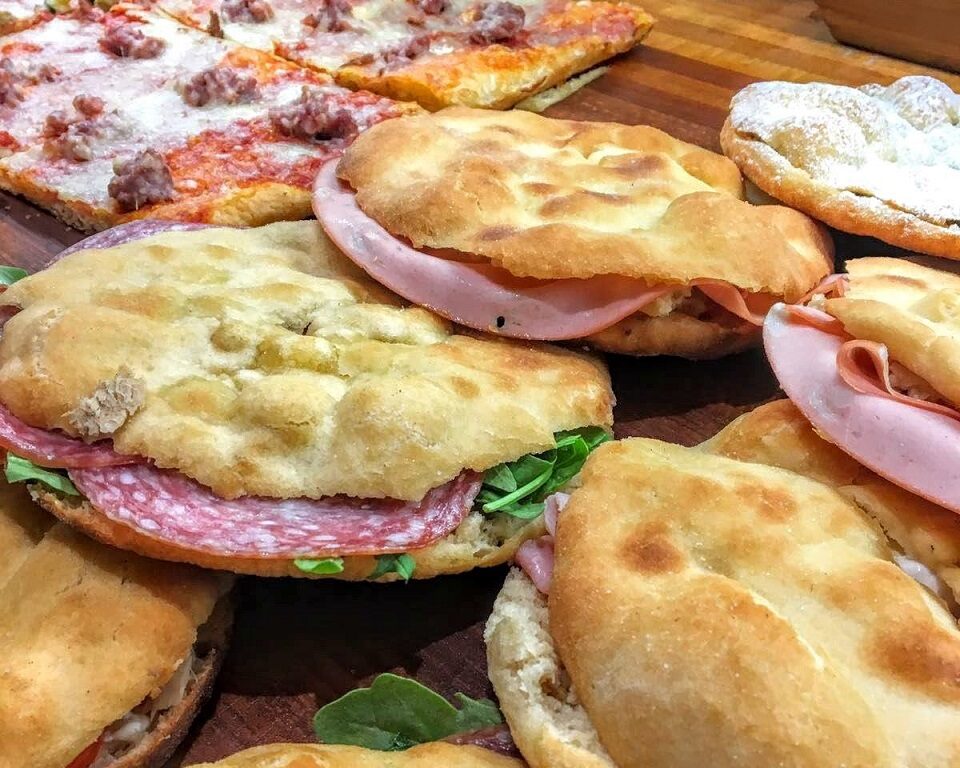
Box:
[721,76,960,260]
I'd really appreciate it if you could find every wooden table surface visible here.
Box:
[1,1,956,764]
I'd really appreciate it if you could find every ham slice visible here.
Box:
[0,402,136,468]
[515,536,555,595]
[70,462,480,558]
[764,303,960,514]
[312,160,775,339]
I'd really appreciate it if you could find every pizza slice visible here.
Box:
[0,5,418,231]
[158,0,654,109]
[0,0,47,35]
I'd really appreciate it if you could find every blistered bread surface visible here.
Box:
[0,221,612,501]
[0,522,225,768]
[188,742,524,767]
[722,76,960,259]
[822,257,960,407]
[550,438,960,768]
[337,107,832,299]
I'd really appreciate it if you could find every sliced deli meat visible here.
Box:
[763,303,960,514]
[69,462,481,558]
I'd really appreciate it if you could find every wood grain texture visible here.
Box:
[0,1,955,765]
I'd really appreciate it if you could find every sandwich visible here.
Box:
[485,429,960,767]
[0,219,614,579]
[763,256,960,515]
[312,107,836,359]
[0,469,232,768]
[186,742,523,767]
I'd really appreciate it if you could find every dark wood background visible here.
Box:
[1,0,957,763]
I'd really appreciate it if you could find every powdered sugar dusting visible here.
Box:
[730,76,960,226]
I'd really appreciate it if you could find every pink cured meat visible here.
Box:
[763,303,960,514]
[515,535,555,594]
[312,160,674,340]
[0,402,135,468]
[69,462,482,557]
[55,220,210,261]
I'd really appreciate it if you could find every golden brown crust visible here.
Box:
[335,2,654,110]
[550,439,960,768]
[702,399,960,610]
[821,257,960,407]
[720,77,960,260]
[338,108,833,297]
[0,478,53,588]
[0,522,230,768]
[187,742,524,767]
[33,487,545,578]
[0,222,613,501]
[585,309,758,359]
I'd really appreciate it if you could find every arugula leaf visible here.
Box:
[477,427,610,519]
[294,557,344,575]
[369,553,416,582]
[5,454,79,496]
[313,673,502,752]
[0,266,27,286]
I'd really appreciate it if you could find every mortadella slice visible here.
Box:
[763,303,960,514]
[69,462,481,558]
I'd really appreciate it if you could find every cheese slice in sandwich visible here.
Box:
[0,479,232,768]
[186,742,524,767]
[0,220,613,578]
[764,256,960,514]
[312,107,836,359]
[486,432,960,768]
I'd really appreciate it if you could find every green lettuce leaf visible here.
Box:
[313,673,502,751]
[368,553,416,582]
[476,426,610,519]
[5,454,79,496]
[0,266,27,286]
[294,557,345,575]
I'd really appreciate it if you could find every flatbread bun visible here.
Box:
[33,488,545,578]
[703,399,960,604]
[0,514,231,768]
[819,257,960,408]
[0,221,612,502]
[187,742,524,767]
[491,437,960,768]
[721,76,960,260]
[337,108,832,297]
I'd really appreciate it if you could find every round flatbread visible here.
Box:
[721,76,960,260]
[187,742,524,767]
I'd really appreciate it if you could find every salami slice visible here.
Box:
[443,725,523,758]
[0,402,136,468]
[70,462,481,558]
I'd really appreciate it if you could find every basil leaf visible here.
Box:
[294,557,344,575]
[369,553,415,582]
[5,454,79,496]
[0,266,27,286]
[313,674,502,752]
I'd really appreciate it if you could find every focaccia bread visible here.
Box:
[819,257,960,407]
[0,477,51,589]
[338,107,830,296]
[490,437,960,768]
[0,220,612,502]
[0,520,230,768]
[721,76,960,260]
[187,742,524,767]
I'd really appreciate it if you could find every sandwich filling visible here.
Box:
[313,160,834,340]
[764,302,960,513]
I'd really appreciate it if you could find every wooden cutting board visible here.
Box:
[0,1,954,764]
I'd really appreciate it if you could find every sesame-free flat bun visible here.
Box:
[337,108,832,299]
[819,257,960,407]
[0,221,612,501]
[0,520,229,768]
[721,76,960,260]
[187,742,524,767]
[703,400,960,607]
[549,438,960,768]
